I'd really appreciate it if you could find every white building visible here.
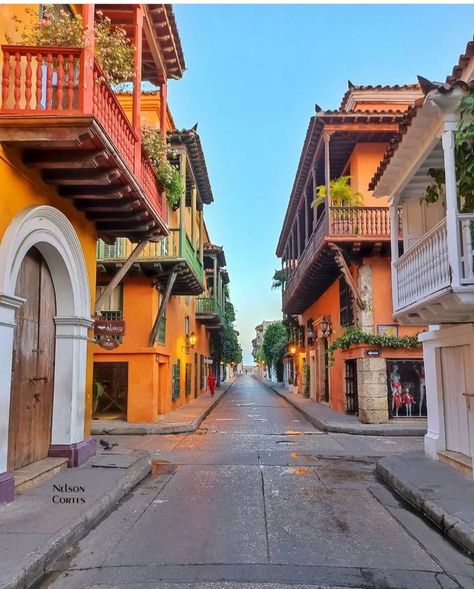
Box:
[371,40,474,476]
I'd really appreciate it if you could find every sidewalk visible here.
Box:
[0,379,236,589]
[377,453,474,554]
[92,376,237,435]
[0,445,150,589]
[259,377,427,436]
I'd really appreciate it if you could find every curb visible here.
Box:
[0,455,151,589]
[376,458,474,555]
[258,377,426,437]
[91,377,237,436]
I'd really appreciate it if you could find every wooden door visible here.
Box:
[441,345,471,457]
[8,248,56,471]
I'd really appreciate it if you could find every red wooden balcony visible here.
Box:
[0,45,167,241]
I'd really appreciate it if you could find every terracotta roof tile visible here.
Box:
[339,83,421,110]
[446,37,474,84]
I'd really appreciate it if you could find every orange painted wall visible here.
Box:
[349,143,389,206]
[94,274,212,422]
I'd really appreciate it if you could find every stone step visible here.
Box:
[438,450,473,476]
[14,457,69,492]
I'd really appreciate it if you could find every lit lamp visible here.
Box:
[183,332,197,353]
[289,344,297,355]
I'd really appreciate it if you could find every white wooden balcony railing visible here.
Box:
[459,213,474,285]
[394,218,450,310]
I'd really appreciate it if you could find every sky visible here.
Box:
[166,4,474,364]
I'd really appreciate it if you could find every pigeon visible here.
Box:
[99,439,118,451]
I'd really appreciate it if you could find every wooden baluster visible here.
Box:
[67,54,74,110]
[36,53,42,109]
[25,52,32,109]
[13,51,21,109]
[45,52,53,110]
[2,50,10,108]
[56,53,64,110]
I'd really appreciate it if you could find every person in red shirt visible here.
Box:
[207,371,216,397]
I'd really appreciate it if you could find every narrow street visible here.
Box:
[39,376,474,589]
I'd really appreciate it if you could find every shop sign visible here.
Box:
[98,337,120,350]
[365,349,381,358]
[94,319,126,337]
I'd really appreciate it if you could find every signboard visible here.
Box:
[94,319,126,337]
[98,337,120,350]
[365,349,381,358]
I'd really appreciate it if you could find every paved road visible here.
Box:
[39,376,474,589]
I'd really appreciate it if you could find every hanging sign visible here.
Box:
[94,319,126,337]
[365,349,381,358]
[97,336,120,350]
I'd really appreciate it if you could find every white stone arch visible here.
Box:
[0,205,93,478]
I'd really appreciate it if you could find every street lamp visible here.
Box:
[320,317,332,338]
[289,344,297,355]
[183,332,197,353]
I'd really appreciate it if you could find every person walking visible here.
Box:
[207,371,216,397]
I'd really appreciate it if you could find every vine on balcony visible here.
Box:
[142,127,183,209]
[421,88,474,212]
[327,327,421,366]
[12,7,135,85]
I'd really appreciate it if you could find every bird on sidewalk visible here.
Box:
[99,438,118,451]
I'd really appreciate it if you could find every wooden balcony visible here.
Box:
[283,206,393,314]
[393,216,474,324]
[96,227,204,295]
[195,296,224,329]
[0,45,167,241]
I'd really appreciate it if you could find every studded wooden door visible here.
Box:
[8,248,56,471]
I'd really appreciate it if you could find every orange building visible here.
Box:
[276,84,426,424]
[0,4,184,502]
[93,93,229,422]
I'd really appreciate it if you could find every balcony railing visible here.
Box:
[284,207,392,304]
[394,218,450,310]
[0,45,166,220]
[97,229,204,284]
[196,296,222,318]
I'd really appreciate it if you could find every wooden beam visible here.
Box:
[94,240,150,314]
[43,168,121,185]
[23,149,108,169]
[149,268,178,345]
[59,185,132,199]
[74,199,141,212]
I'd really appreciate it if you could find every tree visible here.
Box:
[210,290,243,372]
[262,321,288,383]
[271,269,287,291]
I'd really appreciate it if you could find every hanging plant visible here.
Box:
[421,88,474,213]
[327,327,421,366]
[142,127,183,209]
[16,7,135,85]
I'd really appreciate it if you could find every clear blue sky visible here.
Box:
[166,4,474,364]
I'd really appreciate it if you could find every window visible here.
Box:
[158,308,166,345]
[172,360,181,401]
[185,363,192,396]
[96,284,123,314]
[185,316,190,336]
[339,277,354,327]
[200,354,205,389]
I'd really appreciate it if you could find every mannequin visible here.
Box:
[401,385,414,417]
[390,364,402,417]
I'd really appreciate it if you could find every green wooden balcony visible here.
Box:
[97,228,204,295]
[196,296,224,329]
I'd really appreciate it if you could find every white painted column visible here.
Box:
[389,204,399,311]
[0,295,25,474]
[441,118,462,287]
[51,316,93,446]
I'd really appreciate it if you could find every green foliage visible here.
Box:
[271,269,286,290]
[18,7,135,85]
[421,88,474,212]
[262,321,288,379]
[303,364,310,398]
[255,345,265,364]
[210,290,242,366]
[312,176,363,208]
[142,127,183,209]
[327,327,421,366]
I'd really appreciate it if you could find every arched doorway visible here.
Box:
[0,206,94,502]
[8,248,56,471]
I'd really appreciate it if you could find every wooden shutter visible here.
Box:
[185,363,192,396]
[172,360,181,400]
